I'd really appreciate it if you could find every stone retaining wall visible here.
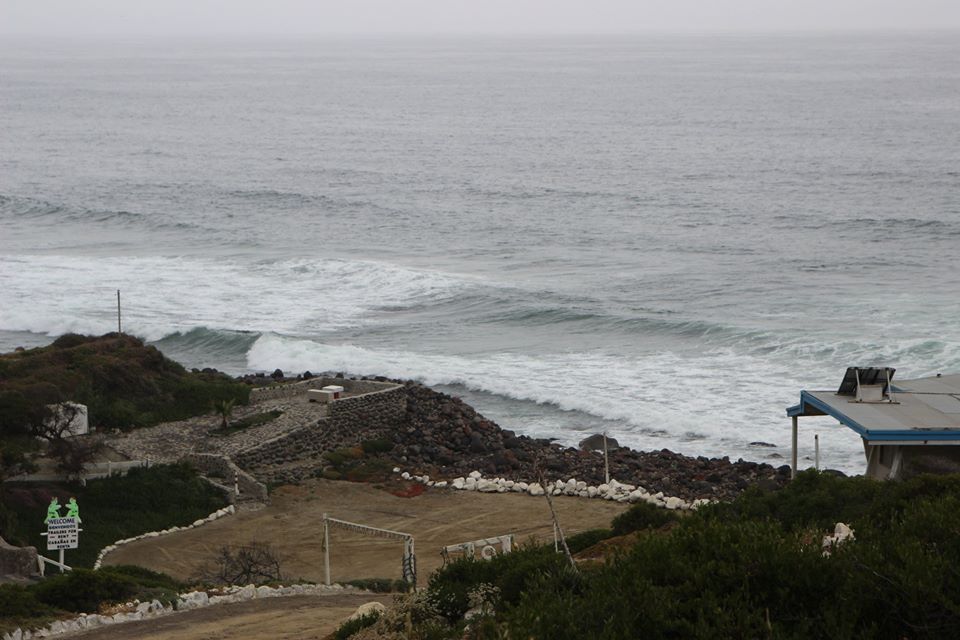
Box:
[328,385,406,431]
[234,384,406,473]
[183,453,270,502]
[233,426,318,470]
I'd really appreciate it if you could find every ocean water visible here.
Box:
[2,33,959,473]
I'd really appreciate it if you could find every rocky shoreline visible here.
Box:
[234,372,794,502]
[393,381,792,502]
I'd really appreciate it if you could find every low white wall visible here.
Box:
[93,505,236,570]
[393,468,714,511]
[1,582,356,640]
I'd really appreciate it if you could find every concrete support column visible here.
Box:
[791,415,798,479]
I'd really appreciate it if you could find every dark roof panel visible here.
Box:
[837,367,896,396]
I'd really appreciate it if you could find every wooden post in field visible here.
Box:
[117,290,122,334]
[538,470,578,574]
[323,513,331,586]
[603,432,610,484]
[791,416,798,479]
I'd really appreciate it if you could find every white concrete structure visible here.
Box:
[307,389,336,403]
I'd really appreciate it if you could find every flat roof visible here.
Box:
[787,373,960,443]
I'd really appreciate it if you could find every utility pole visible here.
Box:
[117,290,122,334]
[603,431,610,484]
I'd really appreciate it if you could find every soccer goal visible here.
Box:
[322,513,416,588]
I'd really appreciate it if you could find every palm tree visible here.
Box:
[214,398,236,430]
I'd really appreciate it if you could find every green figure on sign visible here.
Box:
[66,498,81,523]
[44,498,62,523]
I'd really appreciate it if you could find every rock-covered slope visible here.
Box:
[393,382,791,502]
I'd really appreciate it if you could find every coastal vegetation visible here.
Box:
[361,471,960,640]
[2,463,228,568]
[0,565,183,633]
[319,440,397,482]
[2,336,957,638]
[0,333,250,434]
[0,333,249,521]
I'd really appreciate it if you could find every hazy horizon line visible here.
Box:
[2,26,959,40]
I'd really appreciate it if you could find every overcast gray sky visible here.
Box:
[2,0,959,36]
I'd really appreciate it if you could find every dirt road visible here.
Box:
[104,479,627,584]
[71,593,392,640]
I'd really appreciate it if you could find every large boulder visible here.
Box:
[0,536,39,579]
[347,601,386,622]
[578,433,619,452]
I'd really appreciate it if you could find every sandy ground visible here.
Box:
[69,593,393,640]
[87,480,626,639]
[104,479,628,584]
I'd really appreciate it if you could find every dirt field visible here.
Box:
[104,479,628,584]
[71,593,393,640]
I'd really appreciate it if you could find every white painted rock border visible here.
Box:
[93,505,236,569]
[393,467,714,511]
[1,583,352,640]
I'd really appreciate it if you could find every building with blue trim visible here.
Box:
[786,368,960,479]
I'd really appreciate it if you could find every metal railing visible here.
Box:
[10,460,149,484]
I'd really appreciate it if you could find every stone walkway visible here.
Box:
[106,397,328,464]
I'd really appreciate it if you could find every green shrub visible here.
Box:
[360,438,393,455]
[342,458,394,482]
[99,565,184,592]
[344,578,408,593]
[610,501,678,536]
[0,562,185,633]
[334,612,381,640]
[428,546,566,622]
[705,470,960,534]
[0,333,250,432]
[320,445,393,483]
[325,447,363,464]
[51,334,89,350]
[0,584,53,619]
[32,569,136,613]
[322,452,345,468]
[3,463,228,567]
[454,473,960,640]
[565,528,612,553]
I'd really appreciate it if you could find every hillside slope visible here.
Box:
[0,333,249,433]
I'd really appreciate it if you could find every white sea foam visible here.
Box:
[4,37,960,479]
[5,252,958,475]
[246,333,871,472]
[0,254,468,341]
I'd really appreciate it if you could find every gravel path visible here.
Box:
[68,593,392,640]
[105,397,326,463]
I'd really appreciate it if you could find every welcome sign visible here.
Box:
[45,517,80,550]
